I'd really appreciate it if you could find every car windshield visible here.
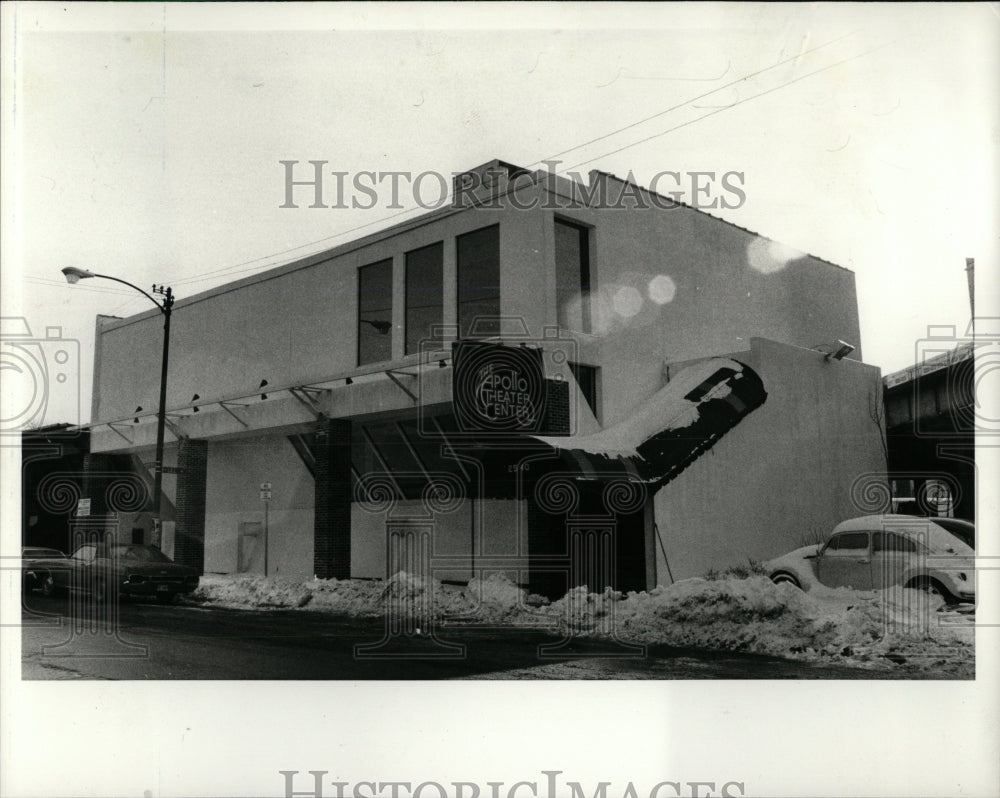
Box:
[107,545,173,563]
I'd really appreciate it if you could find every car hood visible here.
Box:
[765,543,821,569]
[24,556,70,566]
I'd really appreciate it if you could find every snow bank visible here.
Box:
[190,572,973,674]
[540,577,972,673]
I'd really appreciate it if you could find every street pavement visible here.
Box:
[19,593,950,680]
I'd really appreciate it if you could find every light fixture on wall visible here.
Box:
[133,406,143,424]
[191,394,200,413]
[826,340,855,361]
[812,340,856,362]
[259,379,269,400]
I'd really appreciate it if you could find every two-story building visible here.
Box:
[81,159,886,594]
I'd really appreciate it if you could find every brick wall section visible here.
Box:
[314,417,352,579]
[174,439,208,573]
[542,379,570,435]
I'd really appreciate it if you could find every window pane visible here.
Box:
[833,532,869,551]
[406,242,444,354]
[886,533,917,553]
[358,259,393,365]
[457,224,500,338]
[569,362,598,419]
[555,220,591,332]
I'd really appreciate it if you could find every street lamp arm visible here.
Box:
[61,263,175,552]
[91,272,167,313]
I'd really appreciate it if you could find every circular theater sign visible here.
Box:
[452,340,546,433]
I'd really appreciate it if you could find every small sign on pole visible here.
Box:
[259,483,272,576]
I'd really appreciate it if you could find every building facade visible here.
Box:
[883,332,977,522]
[83,159,886,592]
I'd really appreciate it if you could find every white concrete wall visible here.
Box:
[203,433,314,577]
[351,498,530,584]
[652,337,886,582]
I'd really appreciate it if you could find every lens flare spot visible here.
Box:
[648,275,677,305]
[747,237,805,274]
[613,286,643,318]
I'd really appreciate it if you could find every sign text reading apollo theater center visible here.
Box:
[452,340,546,434]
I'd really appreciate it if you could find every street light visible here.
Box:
[62,267,175,547]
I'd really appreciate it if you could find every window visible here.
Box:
[826,532,869,552]
[457,224,500,338]
[405,242,443,355]
[872,532,918,553]
[358,259,393,365]
[569,362,599,419]
[554,219,591,332]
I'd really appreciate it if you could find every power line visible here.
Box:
[533,30,859,166]
[31,32,883,304]
[560,39,894,172]
[24,276,139,297]
[165,31,865,292]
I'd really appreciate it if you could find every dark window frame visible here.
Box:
[357,258,394,366]
[825,531,871,553]
[873,531,919,553]
[456,223,501,340]
[553,217,592,333]
[404,241,445,355]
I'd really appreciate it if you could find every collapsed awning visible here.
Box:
[531,357,767,489]
[326,357,766,502]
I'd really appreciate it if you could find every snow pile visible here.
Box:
[191,571,532,622]
[193,574,315,609]
[190,571,973,674]
[537,577,972,672]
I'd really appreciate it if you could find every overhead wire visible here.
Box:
[33,32,887,303]
[165,30,871,292]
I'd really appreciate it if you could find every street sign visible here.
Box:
[260,489,272,502]
[260,482,271,490]
[76,498,91,517]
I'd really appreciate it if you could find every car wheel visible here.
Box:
[911,577,957,606]
[770,572,801,589]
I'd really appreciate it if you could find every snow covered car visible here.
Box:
[22,546,67,594]
[765,515,975,604]
[40,542,200,603]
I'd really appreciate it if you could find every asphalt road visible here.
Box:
[19,592,944,680]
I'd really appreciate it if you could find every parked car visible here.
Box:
[22,546,67,595]
[34,543,200,603]
[765,515,975,604]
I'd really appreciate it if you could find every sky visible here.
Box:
[4,3,998,431]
